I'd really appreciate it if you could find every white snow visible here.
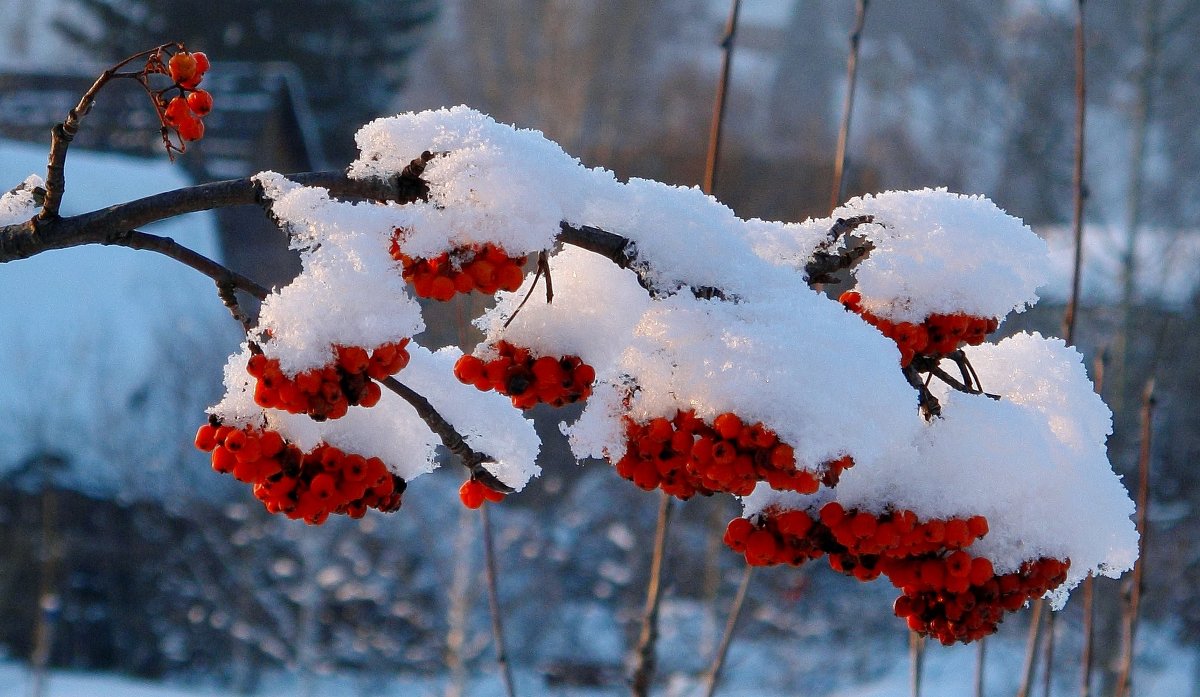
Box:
[744,333,1138,608]
[834,188,1052,324]
[252,172,424,375]
[567,292,921,475]
[220,107,1137,606]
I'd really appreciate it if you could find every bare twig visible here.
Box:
[903,363,941,419]
[703,0,742,195]
[630,493,673,697]
[480,504,517,697]
[38,43,178,221]
[1062,0,1088,344]
[830,0,870,213]
[804,215,875,285]
[1079,575,1095,697]
[501,251,553,330]
[910,631,924,697]
[976,637,987,697]
[1079,349,1105,697]
[1017,602,1044,697]
[1115,379,1155,697]
[1042,612,1056,697]
[701,565,753,697]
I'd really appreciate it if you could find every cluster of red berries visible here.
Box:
[839,291,999,366]
[247,341,411,421]
[453,341,596,409]
[890,555,1069,644]
[195,421,404,525]
[390,234,527,301]
[723,503,1068,644]
[159,50,212,142]
[614,410,850,500]
[458,479,506,509]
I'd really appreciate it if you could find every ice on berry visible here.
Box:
[834,188,1052,324]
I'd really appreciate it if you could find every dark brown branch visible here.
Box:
[903,363,941,420]
[379,377,514,494]
[3,171,423,263]
[801,237,878,284]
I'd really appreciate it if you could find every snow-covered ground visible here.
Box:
[0,138,234,493]
[0,625,1195,697]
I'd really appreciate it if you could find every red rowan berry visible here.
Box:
[186,89,213,116]
[168,52,198,83]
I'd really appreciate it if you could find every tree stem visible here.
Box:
[630,492,673,697]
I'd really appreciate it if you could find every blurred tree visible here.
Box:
[53,0,438,162]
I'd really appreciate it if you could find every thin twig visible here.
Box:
[910,631,924,697]
[480,504,517,697]
[1042,612,1055,697]
[1017,602,1044,697]
[1115,379,1155,697]
[703,0,741,196]
[1062,0,1088,344]
[830,0,870,213]
[1079,349,1105,697]
[701,565,753,697]
[976,637,987,697]
[630,492,673,697]
[38,43,178,221]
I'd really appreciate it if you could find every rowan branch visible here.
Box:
[379,377,513,494]
[804,215,875,285]
[39,43,180,221]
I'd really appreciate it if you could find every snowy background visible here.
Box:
[2,1,1200,696]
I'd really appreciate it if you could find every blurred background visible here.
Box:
[0,0,1199,695]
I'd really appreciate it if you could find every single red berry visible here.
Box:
[192,51,210,74]
[168,52,198,84]
[187,89,213,116]
[176,115,205,142]
[163,96,191,126]
[459,479,485,509]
